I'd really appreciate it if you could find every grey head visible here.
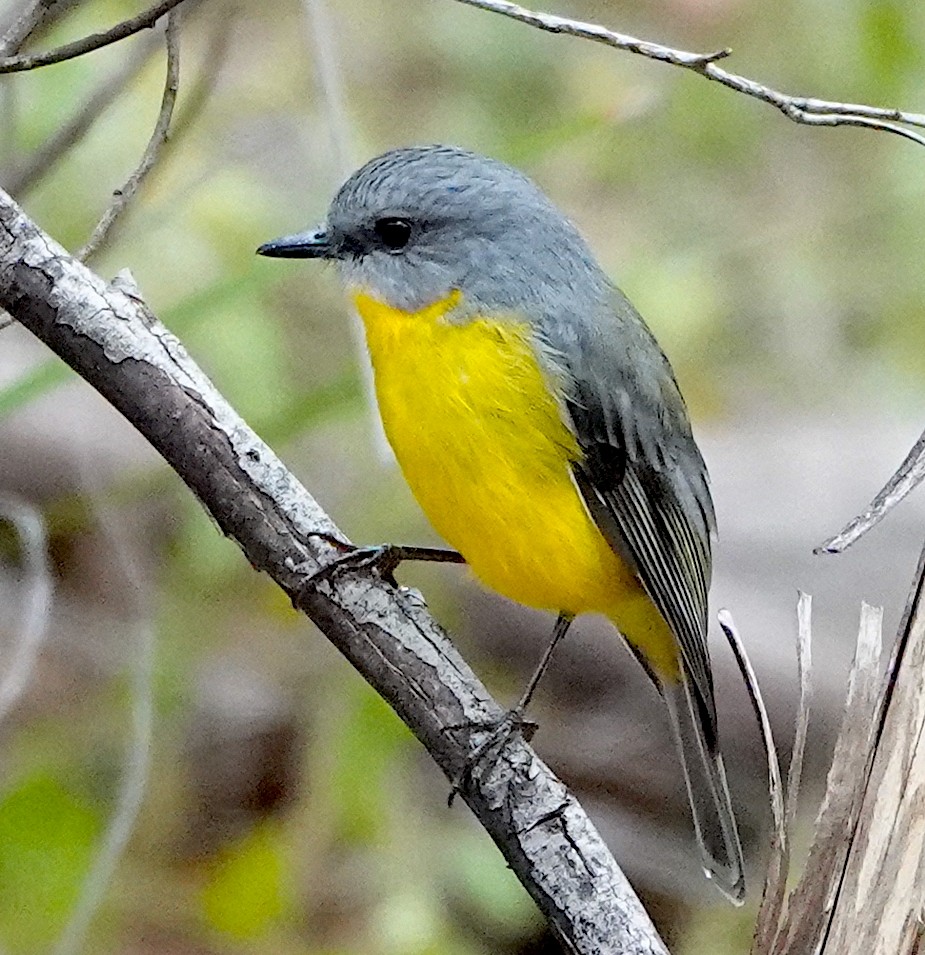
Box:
[257,144,612,318]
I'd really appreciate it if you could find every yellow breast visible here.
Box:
[353,289,677,675]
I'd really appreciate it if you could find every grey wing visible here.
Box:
[549,290,719,746]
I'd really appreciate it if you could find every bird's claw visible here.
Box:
[447,708,539,806]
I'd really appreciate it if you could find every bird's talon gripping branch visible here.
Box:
[448,708,539,805]
[304,543,404,590]
[295,540,466,602]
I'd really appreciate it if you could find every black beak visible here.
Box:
[256,225,333,259]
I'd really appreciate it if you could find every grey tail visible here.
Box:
[663,678,746,904]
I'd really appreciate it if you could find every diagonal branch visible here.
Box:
[0,0,187,73]
[451,0,925,149]
[0,188,668,955]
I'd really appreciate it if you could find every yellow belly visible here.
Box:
[353,290,679,676]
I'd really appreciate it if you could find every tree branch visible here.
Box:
[0,0,188,73]
[0,189,668,955]
[451,0,925,149]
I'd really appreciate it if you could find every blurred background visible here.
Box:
[1,0,925,951]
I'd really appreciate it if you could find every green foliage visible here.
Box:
[0,774,101,953]
[200,822,292,939]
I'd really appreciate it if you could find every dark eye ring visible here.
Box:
[374,217,412,252]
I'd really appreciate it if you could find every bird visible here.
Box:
[258,144,745,902]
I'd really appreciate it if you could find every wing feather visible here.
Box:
[552,294,718,746]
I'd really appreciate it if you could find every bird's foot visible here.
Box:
[448,707,539,805]
[290,534,464,605]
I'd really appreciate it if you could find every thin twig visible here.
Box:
[717,609,787,954]
[759,593,813,954]
[0,0,187,73]
[76,11,180,262]
[816,426,925,555]
[0,495,52,722]
[5,32,161,196]
[451,0,925,148]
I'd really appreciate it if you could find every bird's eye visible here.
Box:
[374,217,412,252]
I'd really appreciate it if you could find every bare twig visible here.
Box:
[0,0,187,73]
[451,0,925,149]
[755,594,812,955]
[0,186,668,955]
[0,495,52,722]
[76,12,180,262]
[4,32,161,196]
[717,609,787,953]
[816,426,925,555]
